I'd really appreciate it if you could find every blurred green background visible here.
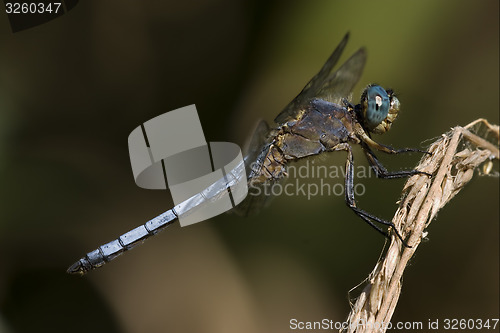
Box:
[0,1,498,332]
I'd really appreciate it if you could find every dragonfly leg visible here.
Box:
[362,143,432,179]
[355,123,430,155]
[342,144,410,247]
[367,138,429,155]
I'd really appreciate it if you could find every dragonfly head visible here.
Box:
[358,84,400,134]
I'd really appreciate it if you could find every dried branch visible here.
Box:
[342,118,499,333]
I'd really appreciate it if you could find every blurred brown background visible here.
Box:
[0,1,498,333]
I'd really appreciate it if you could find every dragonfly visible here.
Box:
[68,33,429,275]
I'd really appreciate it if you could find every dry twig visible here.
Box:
[342,118,499,333]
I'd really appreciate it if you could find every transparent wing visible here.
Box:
[242,119,271,172]
[231,181,274,216]
[315,47,366,104]
[232,120,274,216]
[274,32,367,124]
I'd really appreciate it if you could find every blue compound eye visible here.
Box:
[363,85,390,129]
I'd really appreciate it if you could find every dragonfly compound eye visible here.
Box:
[360,85,400,134]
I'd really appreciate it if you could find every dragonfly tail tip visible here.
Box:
[67,260,88,275]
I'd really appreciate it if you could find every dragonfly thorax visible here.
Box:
[283,98,355,151]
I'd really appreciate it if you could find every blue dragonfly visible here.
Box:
[68,33,429,275]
